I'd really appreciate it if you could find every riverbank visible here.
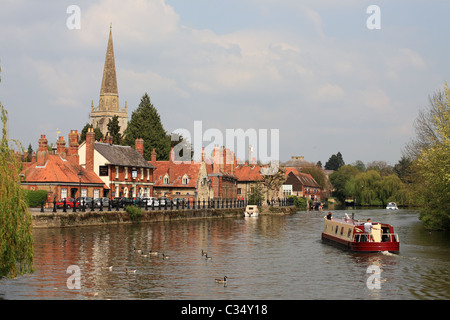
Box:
[31,206,297,228]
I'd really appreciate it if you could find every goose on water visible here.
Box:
[215,276,227,284]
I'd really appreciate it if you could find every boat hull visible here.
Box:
[321,232,399,253]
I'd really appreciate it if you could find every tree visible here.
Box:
[261,165,286,201]
[107,115,122,144]
[329,165,359,203]
[413,84,450,230]
[403,88,447,160]
[352,160,366,172]
[122,93,171,161]
[247,183,264,205]
[79,123,103,143]
[325,152,345,170]
[26,143,33,162]
[0,65,34,278]
[394,156,414,183]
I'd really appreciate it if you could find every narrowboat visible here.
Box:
[321,214,399,253]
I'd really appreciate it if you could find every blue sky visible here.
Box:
[0,0,448,166]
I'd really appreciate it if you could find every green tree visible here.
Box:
[394,156,414,183]
[247,183,264,205]
[413,84,450,230]
[107,115,122,144]
[0,66,34,278]
[26,143,33,162]
[329,165,359,203]
[123,93,171,161]
[325,152,345,170]
[79,123,103,143]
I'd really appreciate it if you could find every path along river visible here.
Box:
[1,209,450,300]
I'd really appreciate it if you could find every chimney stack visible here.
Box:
[56,136,66,158]
[105,132,113,145]
[151,148,157,163]
[37,135,48,166]
[86,127,95,171]
[135,138,144,156]
[67,130,79,165]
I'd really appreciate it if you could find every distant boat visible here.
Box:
[344,197,355,206]
[244,205,259,217]
[386,202,399,210]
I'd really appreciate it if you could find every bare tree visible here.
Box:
[403,89,447,159]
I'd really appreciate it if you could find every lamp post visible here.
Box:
[78,171,82,210]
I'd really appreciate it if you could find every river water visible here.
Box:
[1,209,450,300]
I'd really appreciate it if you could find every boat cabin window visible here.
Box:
[347,229,352,238]
[340,227,344,236]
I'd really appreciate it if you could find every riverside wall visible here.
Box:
[31,206,297,229]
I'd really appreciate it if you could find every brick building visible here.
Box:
[78,128,155,198]
[21,132,105,203]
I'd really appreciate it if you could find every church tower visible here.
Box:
[90,26,127,137]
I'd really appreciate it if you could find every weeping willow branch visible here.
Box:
[0,66,34,279]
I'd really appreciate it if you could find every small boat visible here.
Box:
[321,214,399,253]
[386,202,399,210]
[244,205,259,217]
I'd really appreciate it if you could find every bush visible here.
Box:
[24,189,48,207]
[125,205,142,221]
[288,195,308,209]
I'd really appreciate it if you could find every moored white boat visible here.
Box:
[386,202,399,210]
[244,205,259,217]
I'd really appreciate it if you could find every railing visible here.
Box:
[32,197,295,213]
[352,233,399,243]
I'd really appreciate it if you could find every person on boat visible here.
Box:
[364,219,373,241]
[326,212,332,220]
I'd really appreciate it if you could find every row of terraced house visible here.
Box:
[19,129,323,206]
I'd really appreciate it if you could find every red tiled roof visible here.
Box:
[22,154,104,185]
[151,161,202,188]
[234,164,263,181]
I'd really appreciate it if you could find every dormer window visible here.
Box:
[163,174,169,184]
[182,174,189,185]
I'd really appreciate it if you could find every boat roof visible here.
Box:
[326,216,391,227]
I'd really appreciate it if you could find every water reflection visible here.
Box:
[1,209,450,299]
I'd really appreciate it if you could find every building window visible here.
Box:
[182,174,189,185]
[125,167,128,179]
[81,189,87,197]
[141,168,144,180]
[124,187,129,197]
[61,188,68,199]
[146,169,150,181]
[283,185,293,196]
[94,189,100,199]
[115,166,119,179]
[163,174,169,184]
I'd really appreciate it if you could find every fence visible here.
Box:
[34,197,295,213]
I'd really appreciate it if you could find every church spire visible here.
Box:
[90,26,128,138]
[100,25,118,98]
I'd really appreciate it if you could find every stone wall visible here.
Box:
[31,206,297,228]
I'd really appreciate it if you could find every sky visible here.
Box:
[0,0,448,166]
